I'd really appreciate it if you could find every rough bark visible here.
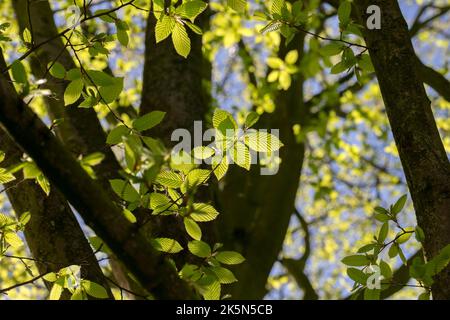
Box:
[11,0,122,186]
[140,5,208,146]
[0,53,110,299]
[354,0,450,299]
[10,0,150,297]
[0,68,195,299]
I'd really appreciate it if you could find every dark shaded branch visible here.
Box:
[281,210,319,300]
[416,57,450,101]
[0,50,111,299]
[409,5,450,37]
[0,273,47,295]
[0,60,195,299]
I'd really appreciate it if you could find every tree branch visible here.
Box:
[0,59,195,299]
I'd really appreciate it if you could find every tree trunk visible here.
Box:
[140,7,208,146]
[0,61,195,299]
[11,0,150,298]
[11,0,122,186]
[354,0,450,299]
[0,52,110,299]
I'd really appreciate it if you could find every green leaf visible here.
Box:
[143,137,166,155]
[186,169,210,189]
[418,291,430,300]
[94,9,117,23]
[81,280,108,299]
[260,20,283,34]
[37,174,50,196]
[212,155,229,181]
[341,255,369,266]
[244,131,284,152]
[19,211,31,226]
[66,68,82,80]
[415,226,425,243]
[391,194,407,216]
[4,231,23,248]
[64,78,84,106]
[184,218,202,240]
[271,0,285,15]
[22,28,32,44]
[0,168,15,184]
[188,240,211,258]
[49,284,62,300]
[176,1,208,22]
[364,288,380,300]
[81,152,105,166]
[43,272,58,282]
[185,21,203,35]
[0,214,10,228]
[190,203,219,222]
[155,15,176,43]
[374,213,390,222]
[155,170,183,188]
[388,243,399,258]
[427,244,450,276]
[86,70,115,86]
[192,146,215,160]
[109,179,140,202]
[151,238,183,253]
[48,62,66,79]
[330,61,348,74]
[210,266,237,284]
[123,208,137,223]
[278,71,291,90]
[267,57,283,69]
[244,112,259,128]
[357,243,376,253]
[168,188,183,205]
[117,28,129,47]
[172,23,191,58]
[378,222,389,243]
[396,229,413,244]
[133,111,166,132]
[106,125,129,145]
[267,70,280,83]
[380,260,392,280]
[215,251,245,265]
[319,43,344,56]
[212,109,237,133]
[202,280,221,300]
[232,142,251,170]
[338,1,352,26]
[98,77,123,104]
[11,60,27,84]
[374,206,389,215]
[227,0,247,13]
[70,287,85,300]
[347,268,367,285]
[358,54,375,73]
[285,50,298,64]
[150,192,175,214]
